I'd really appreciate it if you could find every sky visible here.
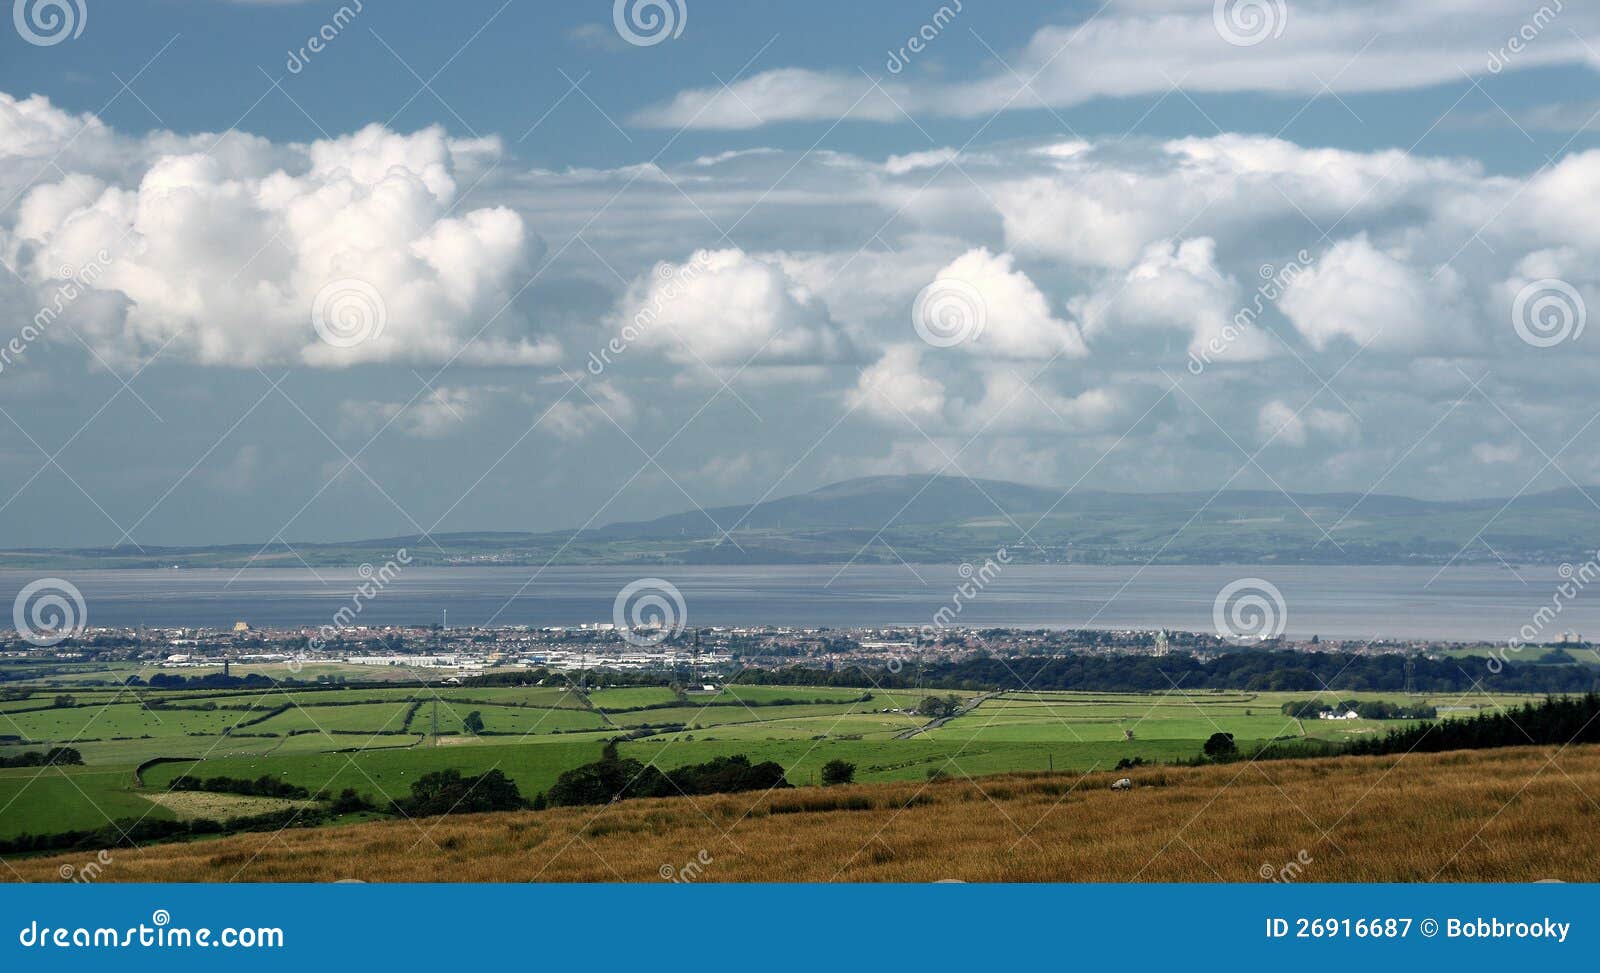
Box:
[1,0,1600,548]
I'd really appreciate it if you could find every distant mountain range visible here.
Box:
[4,475,1598,569]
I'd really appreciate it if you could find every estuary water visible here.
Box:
[0,563,1590,642]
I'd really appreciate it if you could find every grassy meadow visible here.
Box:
[0,674,1548,852]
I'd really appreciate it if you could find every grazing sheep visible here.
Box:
[1111,778,1133,791]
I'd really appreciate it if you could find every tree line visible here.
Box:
[0,747,83,768]
[1345,693,1600,756]
[538,743,790,808]
[1280,699,1437,720]
[0,806,338,857]
[734,651,1599,694]
[168,774,313,800]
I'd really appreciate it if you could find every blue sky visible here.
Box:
[3,0,1600,549]
[6,1,1590,169]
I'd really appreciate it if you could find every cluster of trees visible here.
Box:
[605,692,873,716]
[1194,694,1600,765]
[0,747,83,768]
[1347,693,1600,757]
[541,743,789,808]
[461,668,666,689]
[737,651,1598,694]
[398,769,527,816]
[915,695,964,718]
[0,807,329,857]
[168,774,311,799]
[131,672,280,689]
[1280,699,1437,720]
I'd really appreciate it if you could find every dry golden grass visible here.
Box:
[138,792,316,820]
[8,745,1600,882]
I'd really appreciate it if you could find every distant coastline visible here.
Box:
[1,563,1593,642]
[4,475,1599,570]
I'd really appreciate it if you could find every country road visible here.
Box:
[895,692,1001,739]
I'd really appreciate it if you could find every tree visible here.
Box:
[401,769,527,816]
[1203,732,1238,759]
[547,749,659,807]
[820,759,856,786]
[53,695,76,708]
[462,710,485,735]
[916,694,963,718]
[329,788,372,814]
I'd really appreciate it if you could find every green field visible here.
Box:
[0,678,1547,843]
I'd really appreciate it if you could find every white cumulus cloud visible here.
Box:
[2,96,557,370]
[611,248,853,368]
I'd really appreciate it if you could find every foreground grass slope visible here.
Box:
[9,744,1597,882]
